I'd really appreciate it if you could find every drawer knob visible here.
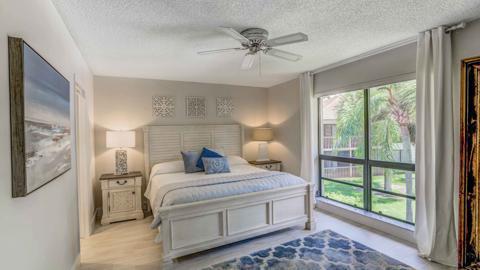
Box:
[116,180,128,185]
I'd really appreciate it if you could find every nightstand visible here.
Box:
[248,160,282,171]
[100,171,144,225]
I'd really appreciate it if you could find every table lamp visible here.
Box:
[106,130,135,175]
[252,128,273,162]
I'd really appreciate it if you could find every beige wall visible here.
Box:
[313,42,416,95]
[0,0,94,269]
[93,76,268,208]
[267,79,301,176]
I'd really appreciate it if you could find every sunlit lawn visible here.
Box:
[322,173,415,223]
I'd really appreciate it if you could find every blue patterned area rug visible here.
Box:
[203,230,414,270]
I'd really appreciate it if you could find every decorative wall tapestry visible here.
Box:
[153,96,175,118]
[8,37,71,197]
[216,96,234,118]
[459,56,480,268]
[185,96,206,119]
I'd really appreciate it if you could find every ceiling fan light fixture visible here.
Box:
[241,53,256,70]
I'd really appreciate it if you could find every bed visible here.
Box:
[143,124,315,264]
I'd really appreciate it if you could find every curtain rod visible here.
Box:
[445,22,466,33]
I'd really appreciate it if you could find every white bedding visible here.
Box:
[146,163,265,211]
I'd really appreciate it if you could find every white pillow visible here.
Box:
[228,155,248,166]
[150,160,185,177]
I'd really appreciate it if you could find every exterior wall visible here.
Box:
[0,0,94,269]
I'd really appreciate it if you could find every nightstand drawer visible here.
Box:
[256,163,281,171]
[108,178,135,188]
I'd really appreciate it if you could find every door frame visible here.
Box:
[74,78,94,238]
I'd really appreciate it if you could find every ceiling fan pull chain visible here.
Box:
[259,53,262,77]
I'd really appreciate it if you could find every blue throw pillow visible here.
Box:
[202,157,230,174]
[196,147,224,170]
[181,151,203,173]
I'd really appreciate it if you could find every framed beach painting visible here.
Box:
[8,37,71,197]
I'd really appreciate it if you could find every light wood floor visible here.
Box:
[80,210,451,270]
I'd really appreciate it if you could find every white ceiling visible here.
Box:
[52,0,480,88]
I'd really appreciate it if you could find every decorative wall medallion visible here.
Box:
[185,96,206,118]
[153,96,175,118]
[216,97,234,118]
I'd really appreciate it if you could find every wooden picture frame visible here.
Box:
[8,37,71,197]
[459,56,480,268]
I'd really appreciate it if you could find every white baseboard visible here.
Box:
[71,254,80,270]
[316,198,416,244]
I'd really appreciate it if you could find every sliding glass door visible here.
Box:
[319,80,416,224]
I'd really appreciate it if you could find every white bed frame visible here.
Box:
[143,124,315,264]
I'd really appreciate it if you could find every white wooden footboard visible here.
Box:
[158,183,315,263]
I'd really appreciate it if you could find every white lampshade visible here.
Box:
[252,128,273,141]
[106,131,136,148]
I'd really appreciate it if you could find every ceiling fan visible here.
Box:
[197,27,308,70]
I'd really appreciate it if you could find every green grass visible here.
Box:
[322,173,415,223]
[323,182,364,208]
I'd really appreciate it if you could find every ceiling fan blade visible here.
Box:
[218,27,251,45]
[265,48,302,62]
[241,53,256,70]
[265,32,308,47]
[197,47,244,55]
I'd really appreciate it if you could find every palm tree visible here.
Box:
[334,81,416,222]
[376,82,416,222]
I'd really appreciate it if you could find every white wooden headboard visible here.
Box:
[143,124,244,179]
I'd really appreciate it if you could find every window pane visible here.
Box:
[369,80,416,163]
[322,160,363,186]
[371,167,415,196]
[321,90,364,158]
[324,124,335,137]
[372,191,415,223]
[322,179,364,208]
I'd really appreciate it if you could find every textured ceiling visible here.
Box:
[52,0,480,87]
